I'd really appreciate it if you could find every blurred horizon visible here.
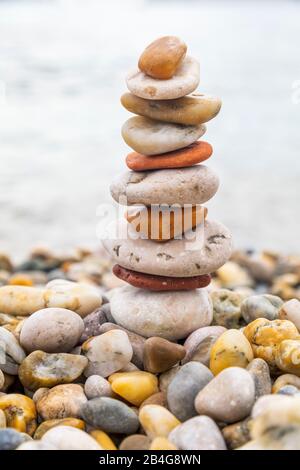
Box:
[0,0,299,259]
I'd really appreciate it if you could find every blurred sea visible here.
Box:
[0,0,299,258]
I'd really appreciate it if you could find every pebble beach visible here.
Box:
[1,31,300,452]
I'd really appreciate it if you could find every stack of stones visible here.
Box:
[104,36,233,341]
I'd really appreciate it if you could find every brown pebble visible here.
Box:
[143,337,186,373]
[119,434,151,451]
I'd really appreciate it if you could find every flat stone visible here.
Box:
[81,397,139,434]
[113,265,211,291]
[103,219,232,277]
[169,416,226,450]
[182,325,226,366]
[82,329,133,377]
[126,56,199,100]
[195,367,255,423]
[143,337,186,373]
[18,351,88,391]
[121,92,222,125]
[167,362,213,421]
[122,116,206,155]
[108,286,213,340]
[126,141,212,172]
[110,166,218,206]
[138,36,187,79]
[20,308,84,353]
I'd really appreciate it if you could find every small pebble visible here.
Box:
[143,337,186,373]
[216,262,254,289]
[0,428,31,450]
[241,294,283,323]
[140,391,167,409]
[84,375,112,399]
[277,385,300,396]
[0,326,26,375]
[108,371,158,406]
[272,373,300,393]
[139,404,180,439]
[0,409,6,428]
[159,366,181,392]
[275,339,300,375]
[34,418,85,439]
[89,429,117,450]
[210,289,244,328]
[36,384,87,420]
[149,437,177,450]
[0,393,37,435]
[79,306,108,343]
[41,426,102,450]
[169,416,226,450]
[119,434,151,451]
[279,299,300,330]
[209,329,254,375]
[82,330,133,377]
[222,418,251,449]
[20,308,84,353]
[247,358,272,399]
[167,362,213,421]
[182,325,226,366]
[81,397,139,434]
[195,367,255,423]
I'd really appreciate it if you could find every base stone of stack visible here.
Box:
[108,285,213,340]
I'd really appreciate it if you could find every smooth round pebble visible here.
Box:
[20,308,84,353]
[84,375,112,399]
[110,166,218,207]
[119,434,151,451]
[195,367,255,423]
[0,428,31,450]
[247,358,272,399]
[109,286,213,340]
[126,56,200,100]
[167,362,213,421]
[143,337,186,373]
[159,366,181,392]
[82,330,133,377]
[109,371,158,406]
[279,299,300,330]
[169,416,226,450]
[139,404,180,439]
[42,426,102,450]
[81,397,139,434]
[34,417,85,439]
[183,326,226,366]
[36,384,87,420]
[122,116,206,155]
[241,294,283,323]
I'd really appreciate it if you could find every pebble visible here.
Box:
[251,394,289,419]
[126,55,200,100]
[109,286,213,340]
[0,428,31,450]
[79,306,108,343]
[121,92,222,126]
[279,299,300,330]
[139,404,180,438]
[0,409,6,428]
[216,261,254,289]
[122,116,206,156]
[241,294,283,323]
[110,165,218,206]
[182,326,226,366]
[222,418,251,449]
[104,219,232,278]
[32,387,49,403]
[82,330,133,377]
[0,326,26,375]
[167,362,213,421]
[0,393,37,435]
[275,339,300,375]
[119,434,151,451]
[20,308,84,353]
[99,322,145,369]
[195,367,255,423]
[243,318,299,370]
[159,366,181,392]
[272,373,300,393]
[108,371,158,406]
[210,289,245,328]
[113,265,211,291]
[247,358,272,399]
[17,441,57,450]
[0,281,101,317]
[18,351,88,391]
[209,329,254,375]
[89,430,117,450]
[149,437,178,450]
[34,417,85,439]
[138,36,187,79]
[125,141,212,172]
[140,391,167,409]
[84,375,112,399]
[41,426,102,450]
[169,416,226,450]
[81,397,139,434]
[277,385,300,395]
[36,384,87,420]
[143,337,186,373]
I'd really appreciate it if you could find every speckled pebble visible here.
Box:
[169,416,226,450]
[241,294,283,323]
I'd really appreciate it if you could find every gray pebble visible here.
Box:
[247,358,272,399]
[0,429,31,450]
[241,294,283,323]
[80,306,109,343]
[169,416,226,450]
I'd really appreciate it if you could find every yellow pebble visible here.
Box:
[34,418,85,439]
[272,374,300,393]
[9,274,33,287]
[243,318,299,369]
[0,393,37,435]
[0,409,6,428]
[275,340,300,376]
[108,371,158,406]
[210,329,254,375]
[139,405,180,439]
[149,437,178,450]
[90,430,117,450]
